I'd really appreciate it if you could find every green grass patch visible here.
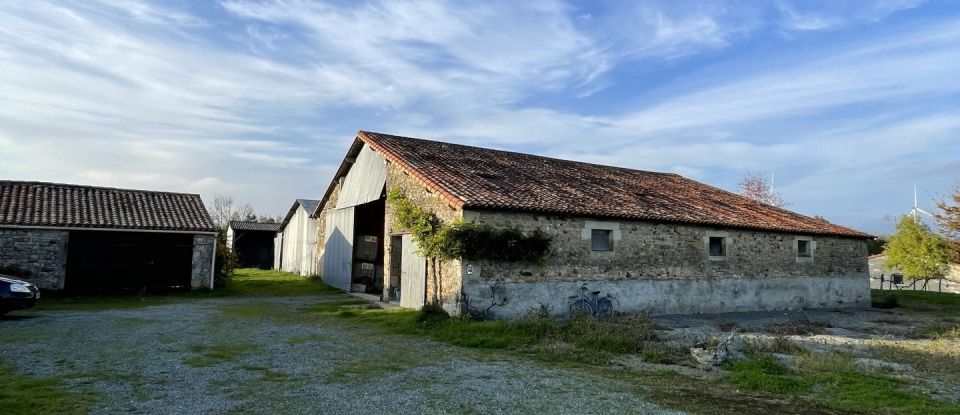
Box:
[726,356,807,394]
[871,290,960,314]
[35,269,343,311]
[319,306,659,363]
[0,362,98,415]
[218,268,343,297]
[183,343,260,367]
[726,353,960,415]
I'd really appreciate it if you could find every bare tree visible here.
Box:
[738,171,788,208]
[935,181,960,262]
[208,194,256,231]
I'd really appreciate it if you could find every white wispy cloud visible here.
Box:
[0,0,953,232]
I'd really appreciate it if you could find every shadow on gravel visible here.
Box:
[0,314,39,321]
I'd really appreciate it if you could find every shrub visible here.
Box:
[418,303,450,325]
[214,240,239,289]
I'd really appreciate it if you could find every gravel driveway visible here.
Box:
[0,295,681,415]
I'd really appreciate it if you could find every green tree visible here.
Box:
[885,216,949,282]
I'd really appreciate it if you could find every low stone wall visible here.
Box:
[463,275,870,319]
[191,234,215,289]
[0,228,69,289]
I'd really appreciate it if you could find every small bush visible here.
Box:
[418,303,450,325]
[214,240,239,289]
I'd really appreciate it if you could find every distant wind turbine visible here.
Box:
[910,185,934,222]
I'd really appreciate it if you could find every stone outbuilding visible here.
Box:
[0,181,217,291]
[273,199,320,276]
[313,131,874,318]
[226,221,280,270]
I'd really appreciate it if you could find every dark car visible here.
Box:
[0,275,40,315]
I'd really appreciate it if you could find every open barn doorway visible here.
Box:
[350,196,385,295]
[65,230,193,293]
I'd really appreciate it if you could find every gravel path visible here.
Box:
[0,296,682,415]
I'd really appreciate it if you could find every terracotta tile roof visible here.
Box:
[0,181,216,232]
[229,220,282,232]
[355,131,871,238]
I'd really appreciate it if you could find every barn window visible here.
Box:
[795,237,814,262]
[708,236,726,257]
[591,229,612,251]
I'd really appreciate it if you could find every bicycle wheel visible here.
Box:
[569,299,594,319]
[596,298,614,318]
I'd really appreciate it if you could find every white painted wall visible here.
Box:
[276,205,319,276]
[463,275,871,319]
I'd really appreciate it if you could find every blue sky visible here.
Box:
[1,0,958,234]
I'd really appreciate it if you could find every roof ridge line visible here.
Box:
[357,130,681,177]
[0,180,202,197]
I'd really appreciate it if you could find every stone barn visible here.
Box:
[0,181,216,291]
[274,199,320,276]
[227,221,280,269]
[314,131,873,318]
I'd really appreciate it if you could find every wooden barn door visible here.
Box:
[322,207,354,291]
[399,234,426,309]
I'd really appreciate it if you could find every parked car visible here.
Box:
[0,275,40,315]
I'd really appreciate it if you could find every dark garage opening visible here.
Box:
[65,230,194,293]
[233,231,275,269]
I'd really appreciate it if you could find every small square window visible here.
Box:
[709,237,725,257]
[591,229,611,251]
[797,240,811,258]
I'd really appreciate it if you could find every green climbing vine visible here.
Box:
[387,189,551,263]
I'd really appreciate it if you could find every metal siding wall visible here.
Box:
[322,207,354,290]
[399,234,426,308]
[273,233,282,269]
[335,145,387,209]
[279,206,319,276]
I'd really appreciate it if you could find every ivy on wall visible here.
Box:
[387,189,551,264]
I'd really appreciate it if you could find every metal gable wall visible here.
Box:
[322,207,354,291]
[278,204,318,276]
[335,144,387,209]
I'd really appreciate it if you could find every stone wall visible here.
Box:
[191,234,215,289]
[0,228,68,289]
[383,162,463,312]
[459,210,870,318]
[461,210,868,282]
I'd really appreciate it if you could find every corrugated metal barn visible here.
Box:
[274,199,320,276]
[227,221,280,270]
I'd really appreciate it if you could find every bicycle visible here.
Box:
[568,284,614,318]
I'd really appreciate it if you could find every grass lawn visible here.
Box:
[35,268,341,311]
[0,363,97,415]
